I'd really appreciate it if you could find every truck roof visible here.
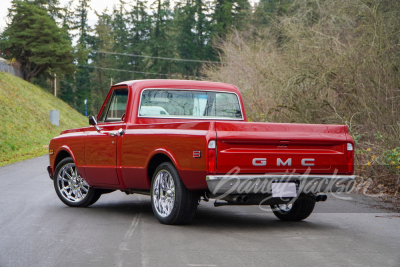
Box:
[114,79,241,94]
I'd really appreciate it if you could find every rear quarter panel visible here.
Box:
[120,121,213,190]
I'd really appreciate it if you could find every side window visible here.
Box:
[98,89,129,122]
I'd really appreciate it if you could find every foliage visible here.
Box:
[382,148,400,173]
[0,0,75,81]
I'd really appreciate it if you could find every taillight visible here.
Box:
[207,140,216,173]
[347,142,354,175]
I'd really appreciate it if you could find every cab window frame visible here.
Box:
[97,88,129,123]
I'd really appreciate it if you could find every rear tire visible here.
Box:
[270,194,315,221]
[54,157,101,207]
[151,162,198,225]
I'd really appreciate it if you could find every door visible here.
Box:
[85,88,129,185]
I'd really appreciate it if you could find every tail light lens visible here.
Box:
[207,140,216,173]
[347,142,354,175]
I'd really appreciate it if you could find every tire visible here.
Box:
[270,194,316,221]
[54,157,101,207]
[151,162,198,225]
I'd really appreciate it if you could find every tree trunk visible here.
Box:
[25,64,44,82]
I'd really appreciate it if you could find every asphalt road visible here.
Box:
[1,155,399,267]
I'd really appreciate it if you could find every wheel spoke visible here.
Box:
[64,171,74,181]
[70,167,75,177]
[57,163,89,203]
[153,169,175,218]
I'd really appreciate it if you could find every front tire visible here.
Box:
[151,162,198,225]
[54,157,101,207]
[270,194,316,221]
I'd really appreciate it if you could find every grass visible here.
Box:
[0,72,87,166]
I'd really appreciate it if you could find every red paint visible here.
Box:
[48,80,354,192]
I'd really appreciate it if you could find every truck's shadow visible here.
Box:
[74,197,333,231]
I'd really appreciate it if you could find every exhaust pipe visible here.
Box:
[315,195,328,202]
[242,195,249,203]
[233,196,243,203]
[222,195,249,203]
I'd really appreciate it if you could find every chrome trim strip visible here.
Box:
[137,88,244,121]
[206,174,356,194]
[206,174,356,181]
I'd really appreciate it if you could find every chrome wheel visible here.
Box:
[275,203,293,213]
[152,169,175,218]
[270,194,316,221]
[56,163,89,203]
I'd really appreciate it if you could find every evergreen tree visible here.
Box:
[31,0,63,19]
[128,0,151,79]
[148,0,175,78]
[212,0,251,37]
[111,2,133,83]
[73,0,93,114]
[0,0,75,82]
[193,0,213,61]
[91,10,115,113]
[253,0,294,27]
[173,0,197,78]
[59,1,77,106]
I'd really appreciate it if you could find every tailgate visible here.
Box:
[216,122,350,174]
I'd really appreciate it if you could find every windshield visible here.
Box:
[139,90,243,119]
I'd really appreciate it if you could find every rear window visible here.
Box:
[139,90,243,119]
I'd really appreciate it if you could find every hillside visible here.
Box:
[0,72,87,166]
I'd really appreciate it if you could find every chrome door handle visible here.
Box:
[108,129,125,137]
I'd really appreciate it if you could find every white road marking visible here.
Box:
[116,195,142,267]
[118,213,140,252]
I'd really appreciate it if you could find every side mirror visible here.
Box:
[89,116,100,131]
[89,116,97,126]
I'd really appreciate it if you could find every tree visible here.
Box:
[72,0,93,114]
[0,0,75,81]
[111,2,134,82]
[253,0,294,27]
[90,10,115,112]
[128,0,151,78]
[193,0,214,61]
[212,0,251,37]
[148,0,176,78]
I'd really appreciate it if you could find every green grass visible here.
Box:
[0,72,87,166]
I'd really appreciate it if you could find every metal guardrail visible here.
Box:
[0,61,24,79]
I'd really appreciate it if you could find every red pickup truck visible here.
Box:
[47,80,355,224]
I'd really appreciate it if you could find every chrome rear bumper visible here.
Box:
[206,174,356,195]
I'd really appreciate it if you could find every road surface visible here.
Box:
[0,156,399,267]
